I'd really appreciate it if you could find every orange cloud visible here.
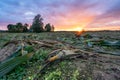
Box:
[54,13,95,31]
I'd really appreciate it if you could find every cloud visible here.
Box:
[24,12,36,16]
[0,0,120,30]
[86,0,120,30]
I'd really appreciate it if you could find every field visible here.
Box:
[0,31,120,80]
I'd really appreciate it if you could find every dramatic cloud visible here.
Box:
[86,0,120,30]
[0,0,120,30]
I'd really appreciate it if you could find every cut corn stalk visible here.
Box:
[0,53,33,78]
[6,46,22,60]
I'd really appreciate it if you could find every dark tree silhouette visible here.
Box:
[45,23,51,32]
[7,14,55,33]
[16,22,23,32]
[30,14,44,32]
[23,23,29,32]
[51,25,55,31]
[7,24,17,32]
[7,24,13,32]
[7,23,29,32]
[45,23,55,32]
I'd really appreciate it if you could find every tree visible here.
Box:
[23,23,29,32]
[16,23,22,27]
[7,24,17,32]
[45,23,55,32]
[45,23,51,32]
[45,24,55,32]
[51,25,55,31]
[31,14,44,32]
[7,23,29,32]
[16,22,23,32]
[7,24,13,32]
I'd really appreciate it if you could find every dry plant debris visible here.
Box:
[0,31,120,80]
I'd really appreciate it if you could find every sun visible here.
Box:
[74,27,84,32]
[74,27,84,37]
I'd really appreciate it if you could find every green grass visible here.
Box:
[0,47,81,80]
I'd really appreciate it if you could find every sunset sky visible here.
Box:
[0,0,120,31]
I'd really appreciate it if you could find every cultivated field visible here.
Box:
[0,31,120,80]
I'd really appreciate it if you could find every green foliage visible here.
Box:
[0,32,119,80]
[7,24,13,32]
[44,69,62,80]
[45,23,51,32]
[7,23,28,32]
[45,23,55,32]
[7,24,16,32]
[72,70,79,80]
[7,14,55,33]
[32,48,51,61]
[30,14,44,32]
[24,46,34,53]
[0,53,33,78]
[23,23,29,32]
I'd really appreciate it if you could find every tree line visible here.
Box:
[7,14,55,32]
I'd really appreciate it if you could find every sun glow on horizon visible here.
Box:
[73,27,84,31]
[54,26,84,31]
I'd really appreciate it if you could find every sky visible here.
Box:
[0,0,120,31]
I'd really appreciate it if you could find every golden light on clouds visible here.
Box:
[0,0,120,31]
[54,15,96,31]
[72,27,84,31]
